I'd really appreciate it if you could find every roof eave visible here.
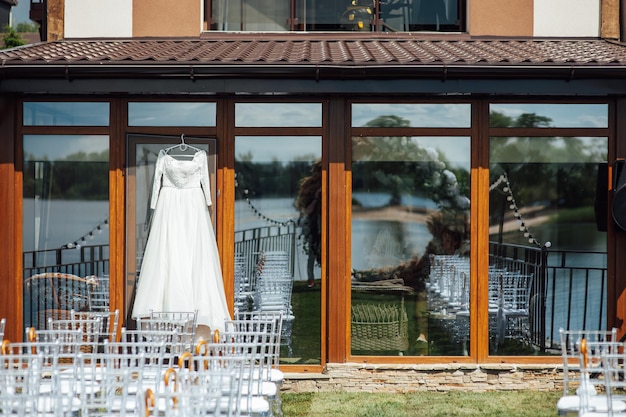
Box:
[1,63,625,81]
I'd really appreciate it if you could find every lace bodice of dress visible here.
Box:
[151,149,212,209]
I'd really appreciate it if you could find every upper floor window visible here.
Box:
[209,0,466,32]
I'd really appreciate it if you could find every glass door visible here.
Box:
[124,134,217,325]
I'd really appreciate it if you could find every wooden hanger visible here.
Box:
[163,134,203,157]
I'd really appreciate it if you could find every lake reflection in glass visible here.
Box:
[351,135,471,357]
[489,135,608,355]
[234,135,322,364]
[22,135,110,330]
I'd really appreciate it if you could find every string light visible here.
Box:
[241,189,295,227]
[235,174,295,227]
[63,218,109,250]
[490,173,542,248]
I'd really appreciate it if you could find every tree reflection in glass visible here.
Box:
[351,114,471,356]
[488,108,608,355]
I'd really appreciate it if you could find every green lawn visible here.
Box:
[282,390,562,417]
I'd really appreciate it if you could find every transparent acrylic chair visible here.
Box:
[568,334,626,416]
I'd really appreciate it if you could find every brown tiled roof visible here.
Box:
[1,35,626,78]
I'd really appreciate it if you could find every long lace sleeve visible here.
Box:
[199,150,212,207]
[150,150,166,209]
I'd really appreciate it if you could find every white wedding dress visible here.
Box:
[132,149,230,332]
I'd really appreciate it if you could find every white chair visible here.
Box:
[566,335,626,416]
[137,310,198,357]
[1,339,82,416]
[25,326,83,370]
[501,272,533,340]
[140,365,238,417]
[71,308,120,343]
[80,347,153,416]
[0,317,5,340]
[220,323,279,416]
[103,337,169,392]
[488,271,533,346]
[596,348,626,416]
[193,338,269,417]
[235,253,254,312]
[577,338,626,417]
[0,347,45,416]
[230,311,285,386]
[86,274,110,312]
[252,255,295,356]
[121,326,184,367]
[47,315,103,354]
[558,328,619,416]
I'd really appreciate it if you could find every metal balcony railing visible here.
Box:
[20,234,606,352]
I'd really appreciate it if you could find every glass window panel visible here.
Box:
[23,102,109,126]
[124,136,215,324]
[210,0,465,31]
[235,103,322,127]
[128,102,217,126]
[379,0,413,32]
[490,104,608,128]
[409,0,460,31]
[22,135,110,330]
[212,0,289,30]
[351,135,471,356]
[352,103,471,128]
[489,136,607,355]
[235,136,322,364]
[297,0,348,30]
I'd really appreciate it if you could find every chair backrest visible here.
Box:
[141,365,238,417]
[104,338,168,371]
[26,326,83,365]
[254,277,293,312]
[578,338,626,415]
[2,339,63,367]
[1,338,85,416]
[79,349,145,417]
[0,348,44,416]
[47,316,103,354]
[121,327,185,366]
[234,253,255,311]
[137,310,198,354]
[488,271,533,311]
[188,339,259,417]
[219,326,276,405]
[0,317,5,340]
[600,348,626,415]
[500,272,533,311]
[71,308,120,342]
[86,274,110,311]
[560,328,619,395]
[230,310,283,372]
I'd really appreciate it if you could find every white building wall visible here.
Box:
[65,0,133,38]
[534,0,600,37]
